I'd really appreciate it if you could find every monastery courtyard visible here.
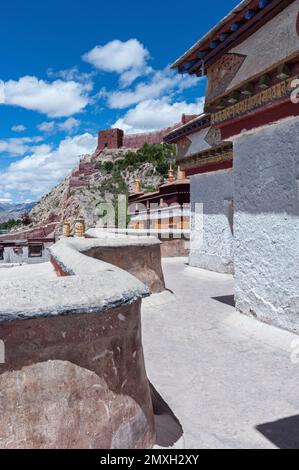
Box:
[142,258,299,450]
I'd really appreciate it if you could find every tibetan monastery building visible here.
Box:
[127,170,190,257]
[171,0,299,334]
[164,114,234,274]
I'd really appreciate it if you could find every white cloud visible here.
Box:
[113,97,205,133]
[58,118,81,132]
[30,144,52,154]
[0,197,12,204]
[0,133,97,199]
[0,81,4,103]
[83,39,149,73]
[83,39,150,87]
[37,121,56,133]
[1,76,90,118]
[11,124,27,132]
[38,117,80,134]
[104,67,199,109]
[47,66,94,84]
[0,137,43,156]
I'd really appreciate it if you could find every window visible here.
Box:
[28,244,43,258]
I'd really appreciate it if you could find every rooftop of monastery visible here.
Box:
[163,114,210,144]
[0,235,157,322]
[172,0,292,75]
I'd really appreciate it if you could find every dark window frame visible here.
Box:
[28,244,43,258]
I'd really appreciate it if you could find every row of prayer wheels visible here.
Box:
[62,219,86,238]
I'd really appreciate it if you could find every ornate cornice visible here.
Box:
[178,143,233,171]
[211,73,298,125]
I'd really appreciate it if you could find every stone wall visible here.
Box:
[160,237,190,258]
[0,222,58,242]
[0,301,154,449]
[0,238,155,448]
[233,116,299,334]
[0,243,52,265]
[85,230,166,293]
[123,125,179,149]
[87,228,189,259]
[96,115,196,151]
[98,129,124,151]
[190,170,234,273]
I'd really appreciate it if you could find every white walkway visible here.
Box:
[142,258,299,449]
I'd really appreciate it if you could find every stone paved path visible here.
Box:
[142,258,299,449]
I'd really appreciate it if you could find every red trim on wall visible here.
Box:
[50,256,70,277]
[219,99,299,140]
[186,159,232,176]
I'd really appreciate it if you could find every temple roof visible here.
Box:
[172,0,294,76]
[164,113,210,143]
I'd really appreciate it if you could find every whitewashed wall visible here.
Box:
[0,244,52,265]
[233,116,299,334]
[190,170,234,273]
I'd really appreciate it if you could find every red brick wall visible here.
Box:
[97,117,190,152]
[98,129,124,150]
[0,222,58,242]
[123,123,182,149]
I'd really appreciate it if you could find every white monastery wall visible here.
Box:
[190,170,234,273]
[233,116,299,334]
[185,128,212,156]
[0,244,51,265]
[177,127,215,159]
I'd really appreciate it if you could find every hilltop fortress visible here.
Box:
[0,115,196,246]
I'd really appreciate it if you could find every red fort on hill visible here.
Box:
[97,114,198,151]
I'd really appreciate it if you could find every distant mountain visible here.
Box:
[0,202,36,223]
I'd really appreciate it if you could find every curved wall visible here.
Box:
[0,238,156,449]
[85,231,166,293]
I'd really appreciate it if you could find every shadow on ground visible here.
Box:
[149,382,184,448]
[212,295,235,307]
[256,415,299,449]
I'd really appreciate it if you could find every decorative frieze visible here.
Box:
[178,145,233,171]
[211,75,297,125]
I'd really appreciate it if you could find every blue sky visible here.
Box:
[0,0,238,203]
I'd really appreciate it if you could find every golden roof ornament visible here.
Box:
[167,164,175,183]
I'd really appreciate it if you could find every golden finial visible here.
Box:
[167,164,175,183]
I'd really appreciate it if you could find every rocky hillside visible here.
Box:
[29,143,176,234]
